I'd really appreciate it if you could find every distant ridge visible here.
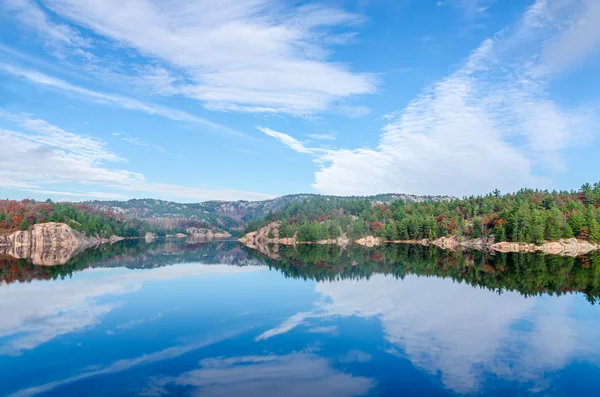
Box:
[85,193,453,231]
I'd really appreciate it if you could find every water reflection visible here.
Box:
[0,241,599,396]
[0,262,262,356]
[142,353,375,397]
[262,275,600,394]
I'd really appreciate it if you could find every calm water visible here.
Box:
[1,241,599,397]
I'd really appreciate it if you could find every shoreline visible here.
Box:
[240,223,598,257]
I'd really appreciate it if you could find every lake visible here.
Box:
[1,240,599,397]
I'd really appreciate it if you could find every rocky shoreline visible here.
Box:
[0,222,124,266]
[240,223,599,257]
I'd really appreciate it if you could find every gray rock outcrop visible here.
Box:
[0,222,118,265]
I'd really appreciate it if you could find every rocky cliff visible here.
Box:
[239,223,349,247]
[239,222,350,260]
[0,222,121,265]
[186,227,232,239]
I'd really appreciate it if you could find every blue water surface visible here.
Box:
[0,242,599,397]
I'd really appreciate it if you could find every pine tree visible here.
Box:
[563,223,574,238]
[568,210,585,236]
[589,218,600,243]
[494,224,506,242]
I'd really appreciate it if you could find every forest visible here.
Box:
[246,183,600,244]
[0,199,150,238]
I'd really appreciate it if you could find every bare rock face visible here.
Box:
[238,230,259,247]
[355,236,383,247]
[186,227,232,239]
[0,223,97,266]
[239,222,280,247]
[238,223,282,259]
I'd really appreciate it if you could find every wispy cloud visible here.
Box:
[0,111,274,201]
[309,133,337,141]
[0,110,120,162]
[3,0,90,56]
[17,189,130,200]
[539,0,600,74]
[456,0,497,17]
[0,63,243,137]
[258,127,316,154]
[112,132,166,153]
[10,0,376,116]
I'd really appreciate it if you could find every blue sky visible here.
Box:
[0,0,598,202]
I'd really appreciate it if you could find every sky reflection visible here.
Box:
[1,249,599,397]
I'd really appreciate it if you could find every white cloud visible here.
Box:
[12,0,377,116]
[263,0,599,196]
[0,111,275,201]
[258,127,315,154]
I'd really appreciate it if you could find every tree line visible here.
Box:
[246,182,600,244]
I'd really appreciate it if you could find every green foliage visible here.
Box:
[19,217,29,231]
[245,182,600,244]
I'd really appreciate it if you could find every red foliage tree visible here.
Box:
[370,222,384,233]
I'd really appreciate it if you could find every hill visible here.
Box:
[85,193,452,233]
[242,183,600,247]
